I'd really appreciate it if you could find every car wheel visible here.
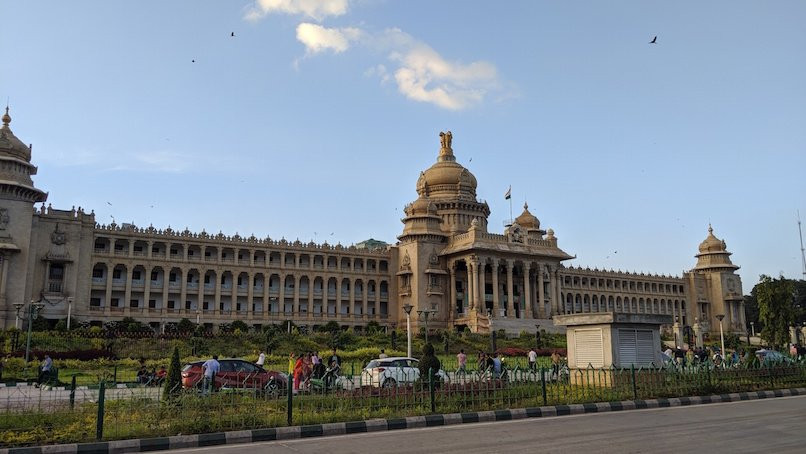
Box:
[264,379,279,396]
[382,378,397,388]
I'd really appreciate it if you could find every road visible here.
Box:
[171,395,806,453]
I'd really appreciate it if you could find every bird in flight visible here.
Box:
[191,59,195,63]
[649,36,657,44]
[106,201,112,206]
[231,32,235,37]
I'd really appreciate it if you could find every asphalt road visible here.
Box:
[170,395,806,453]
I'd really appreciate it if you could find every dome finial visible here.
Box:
[438,131,455,162]
[2,106,10,127]
[524,201,528,210]
[708,223,713,234]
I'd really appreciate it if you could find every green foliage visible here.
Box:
[163,346,182,399]
[320,321,341,334]
[54,319,67,332]
[177,318,196,334]
[365,321,381,335]
[231,320,249,333]
[756,275,796,349]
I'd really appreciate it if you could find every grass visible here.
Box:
[2,363,805,448]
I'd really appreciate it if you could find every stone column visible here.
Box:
[179,269,187,314]
[449,264,457,321]
[197,271,204,315]
[247,273,254,319]
[506,260,514,318]
[523,264,532,319]
[471,258,480,311]
[673,322,684,348]
[124,265,133,315]
[537,264,545,318]
[491,259,500,318]
[478,259,486,316]
[143,270,151,315]
[278,274,285,316]
[293,275,301,316]
[549,268,558,315]
[230,274,238,316]
[262,277,270,320]
[104,264,113,315]
[692,320,703,348]
[336,278,342,317]
[214,271,222,316]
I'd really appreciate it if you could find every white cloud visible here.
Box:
[245,0,349,21]
[296,23,363,54]
[298,25,502,110]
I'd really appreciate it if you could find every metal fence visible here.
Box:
[2,361,806,448]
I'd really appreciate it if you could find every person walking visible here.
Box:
[379,349,388,359]
[37,354,53,386]
[256,350,266,367]
[201,355,220,396]
[457,349,467,373]
[528,348,538,372]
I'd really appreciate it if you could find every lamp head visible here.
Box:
[402,303,413,315]
[715,314,725,322]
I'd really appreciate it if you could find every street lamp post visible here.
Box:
[715,314,726,363]
[13,303,24,330]
[750,321,755,337]
[402,304,413,358]
[417,307,437,345]
[66,297,74,331]
[23,300,46,363]
[196,308,201,325]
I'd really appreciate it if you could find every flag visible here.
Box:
[504,186,511,200]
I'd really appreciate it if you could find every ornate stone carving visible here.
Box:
[400,251,411,271]
[51,223,66,245]
[507,223,524,243]
[429,252,439,266]
[439,131,452,150]
[0,208,9,230]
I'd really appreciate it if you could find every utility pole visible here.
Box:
[798,211,806,279]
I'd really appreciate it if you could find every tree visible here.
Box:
[163,346,182,399]
[743,293,761,332]
[756,275,796,350]
[231,320,249,333]
[418,343,441,384]
[177,318,196,334]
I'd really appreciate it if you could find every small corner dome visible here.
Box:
[408,195,437,216]
[0,107,32,162]
[514,202,540,230]
[698,225,726,253]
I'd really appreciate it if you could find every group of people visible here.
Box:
[455,348,565,380]
[136,358,167,386]
[666,346,742,367]
[289,348,342,393]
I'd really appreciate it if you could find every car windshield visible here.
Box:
[365,360,380,369]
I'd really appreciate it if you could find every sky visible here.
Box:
[1,0,805,290]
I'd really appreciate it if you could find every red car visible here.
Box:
[181,359,287,394]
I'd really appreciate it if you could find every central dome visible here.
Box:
[416,131,477,200]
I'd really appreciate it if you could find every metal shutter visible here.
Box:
[618,329,637,366]
[636,330,655,365]
[574,328,604,368]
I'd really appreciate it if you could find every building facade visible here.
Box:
[0,112,745,335]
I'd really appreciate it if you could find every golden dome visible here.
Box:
[698,224,726,253]
[416,131,477,199]
[515,202,540,230]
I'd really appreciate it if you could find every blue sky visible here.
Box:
[2,0,805,289]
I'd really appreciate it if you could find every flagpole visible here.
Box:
[509,196,512,224]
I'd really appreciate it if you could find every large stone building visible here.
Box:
[0,110,746,336]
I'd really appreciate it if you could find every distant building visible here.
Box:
[0,112,745,335]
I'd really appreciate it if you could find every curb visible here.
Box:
[2,387,804,454]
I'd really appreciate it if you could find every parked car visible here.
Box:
[181,359,287,393]
[755,349,795,365]
[361,357,447,387]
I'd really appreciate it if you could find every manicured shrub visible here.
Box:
[163,346,182,398]
[418,342,441,381]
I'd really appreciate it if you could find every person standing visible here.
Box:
[492,353,503,379]
[379,349,388,359]
[201,355,220,396]
[550,350,561,379]
[528,348,538,372]
[256,351,266,367]
[37,354,53,386]
[457,349,467,373]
